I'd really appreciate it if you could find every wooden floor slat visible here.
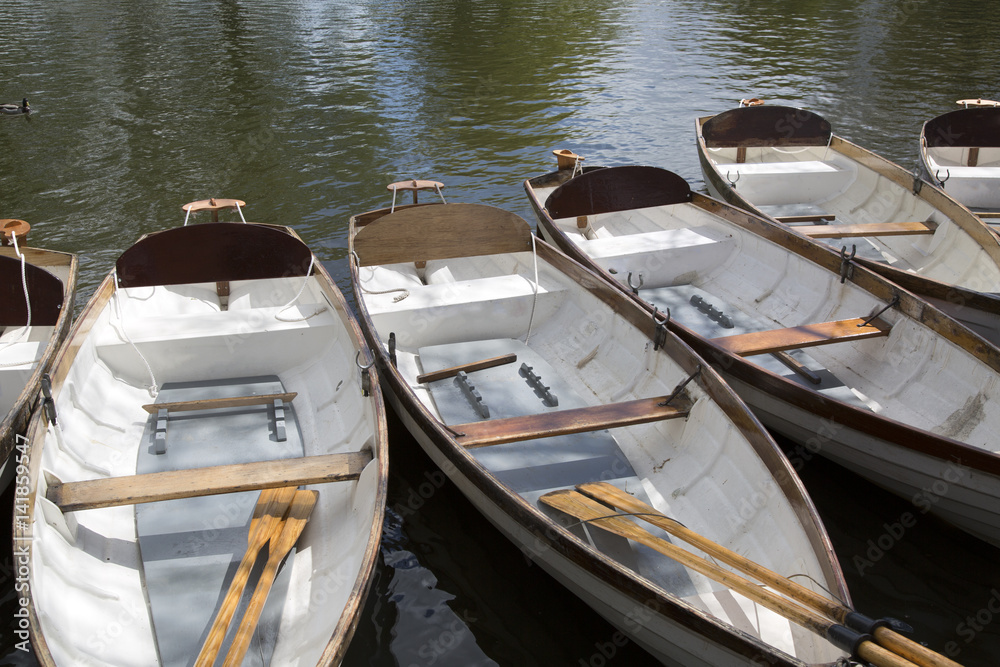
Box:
[711,318,890,357]
[47,451,372,512]
[453,396,692,448]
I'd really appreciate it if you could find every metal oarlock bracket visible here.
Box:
[356,351,375,397]
[912,169,924,195]
[627,271,644,295]
[935,168,950,188]
[519,363,558,407]
[652,307,670,351]
[859,295,900,327]
[726,170,740,189]
[388,332,397,367]
[456,371,490,419]
[839,245,856,284]
[660,364,701,407]
[40,374,58,425]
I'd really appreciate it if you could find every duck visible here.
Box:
[1,98,30,114]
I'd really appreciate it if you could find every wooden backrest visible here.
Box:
[116,223,312,288]
[702,105,832,148]
[351,203,534,267]
[0,254,65,326]
[545,166,692,219]
[923,107,1000,148]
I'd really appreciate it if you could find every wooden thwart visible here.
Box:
[47,451,371,512]
[141,392,297,414]
[712,318,890,357]
[416,353,518,384]
[453,396,692,448]
[794,221,937,238]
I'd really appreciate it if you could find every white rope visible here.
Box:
[524,233,540,345]
[0,233,38,366]
[352,251,409,302]
[112,270,159,397]
[235,202,247,223]
[183,207,192,226]
[275,255,329,321]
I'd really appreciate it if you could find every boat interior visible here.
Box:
[353,203,845,663]
[30,224,382,666]
[700,106,1000,291]
[536,166,1000,454]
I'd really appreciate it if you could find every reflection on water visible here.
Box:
[3,0,1000,663]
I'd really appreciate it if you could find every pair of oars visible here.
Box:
[540,482,961,667]
[194,486,318,667]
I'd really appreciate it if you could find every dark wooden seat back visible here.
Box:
[116,223,312,289]
[351,203,534,267]
[923,107,1000,148]
[702,105,832,148]
[0,254,65,326]
[545,166,692,220]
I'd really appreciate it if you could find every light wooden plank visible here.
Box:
[711,318,890,357]
[453,396,692,448]
[141,392,297,414]
[47,451,372,512]
[794,222,936,238]
[416,353,518,384]
[352,203,534,266]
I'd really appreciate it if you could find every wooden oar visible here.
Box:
[540,489,918,667]
[577,482,960,667]
[222,489,318,667]
[194,486,297,667]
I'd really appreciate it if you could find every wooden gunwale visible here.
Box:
[348,204,847,664]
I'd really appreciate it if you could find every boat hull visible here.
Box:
[351,201,849,666]
[14,222,388,667]
[527,165,1000,550]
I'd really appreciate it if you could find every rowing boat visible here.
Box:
[14,211,388,666]
[919,99,1000,219]
[695,102,1000,346]
[0,219,76,489]
[349,195,856,665]
[525,161,1000,551]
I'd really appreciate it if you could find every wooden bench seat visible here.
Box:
[711,318,890,357]
[46,450,372,512]
[453,395,693,448]
[793,221,937,239]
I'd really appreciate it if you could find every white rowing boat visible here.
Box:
[525,160,1000,552]
[14,212,388,666]
[696,102,1000,346]
[349,194,861,666]
[919,99,1000,219]
[0,219,76,490]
